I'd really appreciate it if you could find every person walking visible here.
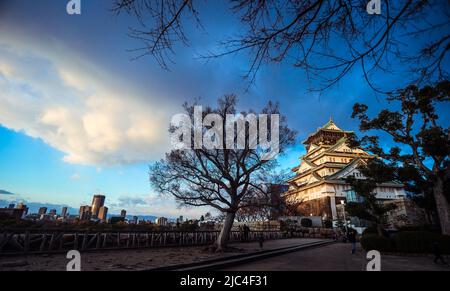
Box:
[432,241,448,265]
[332,231,338,242]
[258,232,265,249]
[238,225,244,242]
[243,224,250,242]
[347,229,357,254]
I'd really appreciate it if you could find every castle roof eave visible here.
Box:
[302,129,354,145]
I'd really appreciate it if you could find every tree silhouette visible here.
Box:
[113,0,450,91]
[149,95,295,251]
[345,159,398,236]
[351,80,450,235]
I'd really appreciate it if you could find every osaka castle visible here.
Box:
[286,118,406,221]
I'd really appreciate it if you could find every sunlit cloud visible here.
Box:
[0,37,174,166]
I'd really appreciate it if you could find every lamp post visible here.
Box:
[340,200,348,234]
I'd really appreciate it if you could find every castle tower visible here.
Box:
[286,120,406,221]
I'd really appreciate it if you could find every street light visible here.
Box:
[340,200,348,234]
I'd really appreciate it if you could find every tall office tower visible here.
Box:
[38,207,48,215]
[8,203,15,209]
[98,206,108,221]
[156,217,168,226]
[79,205,92,220]
[49,209,57,216]
[120,209,127,218]
[16,203,28,217]
[91,194,105,219]
[61,206,68,218]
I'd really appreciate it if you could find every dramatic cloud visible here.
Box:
[0,38,175,166]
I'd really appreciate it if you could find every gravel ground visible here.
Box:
[0,238,323,271]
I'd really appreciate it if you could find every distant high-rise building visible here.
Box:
[8,203,15,209]
[120,209,127,218]
[179,215,183,222]
[49,209,57,216]
[79,205,91,220]
[98,206,108,221]
[131,216,138,224]
[61,207,68,218]
[38,207,47,215]
[0,208,25,219]
[156,217,168,226]
[91,194,105,219]
[16,203,28,218]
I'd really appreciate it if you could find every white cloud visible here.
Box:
[0,38,175,166]
[70,173,81,180]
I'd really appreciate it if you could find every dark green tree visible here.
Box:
[352,80,450,235]
[345,159,397,236]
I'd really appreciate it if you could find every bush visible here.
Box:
[393,231,450,254]
[361,231,450,254]
[300,218,312,227]
[360,234,395,252]
[323,220,333,228]
[397,225,440,233]
[362,226,388,237]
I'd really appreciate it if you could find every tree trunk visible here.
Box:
[433,177,450,235]
[376,224,384,237]
[215,211,236,252]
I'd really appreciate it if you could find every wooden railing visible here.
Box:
[0,230,294,255]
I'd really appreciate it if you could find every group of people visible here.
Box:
[239,224,265,249]
[239,224,251,242]
[332,228,357,254]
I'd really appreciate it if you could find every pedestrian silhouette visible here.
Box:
[347,229,357,254]
[432,241,448,265]
[243,224,250,242]
[258,232,264,249]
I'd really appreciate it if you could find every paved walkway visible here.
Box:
[222,243,450,271]
[229,238,324,251]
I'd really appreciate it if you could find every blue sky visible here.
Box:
[0,1,448,218]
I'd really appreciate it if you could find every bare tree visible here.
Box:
[113,0,450,91]
[283,197,305,217]
[149,95,296,251]
[112,0,201,70]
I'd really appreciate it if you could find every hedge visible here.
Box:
[300,218,312,227]
[360,234,395,252]
[361,231,450,254]
[394,231,450,254]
